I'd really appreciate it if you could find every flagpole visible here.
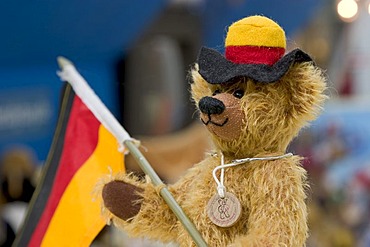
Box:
[124,140,207,247]
[57,57,207,247]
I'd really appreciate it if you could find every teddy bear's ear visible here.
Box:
[283,62,327,126]
[189,63,212,104]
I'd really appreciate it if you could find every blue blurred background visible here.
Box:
[0,0,322,162]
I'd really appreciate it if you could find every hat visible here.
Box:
[197,15,313,84]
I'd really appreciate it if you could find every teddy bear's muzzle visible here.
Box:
[198,94,244,141]
[199,96,229,127]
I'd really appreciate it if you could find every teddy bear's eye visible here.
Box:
[233,89,244,99]
[212,89,221,96]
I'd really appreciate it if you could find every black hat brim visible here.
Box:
[197,47,314,84]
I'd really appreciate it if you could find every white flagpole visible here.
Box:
[57,57,133,145]
[57,57,207,247]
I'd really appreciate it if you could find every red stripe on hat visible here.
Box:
[225,46,285,65]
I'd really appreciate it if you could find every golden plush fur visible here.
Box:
[191,62,326,158]
[102,61,327,246]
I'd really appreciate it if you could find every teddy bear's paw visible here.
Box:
[102,180,143,220]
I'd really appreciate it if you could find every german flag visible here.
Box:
[14,83,125,246]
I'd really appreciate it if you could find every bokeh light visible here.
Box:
[337,0,359,22]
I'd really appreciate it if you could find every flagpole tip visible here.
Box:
[57,56,73,69]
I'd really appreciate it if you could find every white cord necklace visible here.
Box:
[207,152,293,227]
[213,152,293,198]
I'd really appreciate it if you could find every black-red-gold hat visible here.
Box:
[197,15,313,84]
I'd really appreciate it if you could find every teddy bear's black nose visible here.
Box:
[199,96,225,115]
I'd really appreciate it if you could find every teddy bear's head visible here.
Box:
[191,16,327,158]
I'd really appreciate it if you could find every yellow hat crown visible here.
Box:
[225,15,286,49]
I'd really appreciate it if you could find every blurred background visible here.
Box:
[1,0,370,246]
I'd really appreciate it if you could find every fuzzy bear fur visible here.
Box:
[100,60,327,246]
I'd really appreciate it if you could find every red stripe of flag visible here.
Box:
[29,96,100,246]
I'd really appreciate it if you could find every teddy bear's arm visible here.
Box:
[102,162,204,244]
[231,160,308,247]
[101,173,179,243]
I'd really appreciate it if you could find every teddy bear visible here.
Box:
[100,15,327,246]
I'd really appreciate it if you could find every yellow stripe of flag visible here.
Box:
[41,125,124,246]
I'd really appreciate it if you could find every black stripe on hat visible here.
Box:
[197,47,313,84]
